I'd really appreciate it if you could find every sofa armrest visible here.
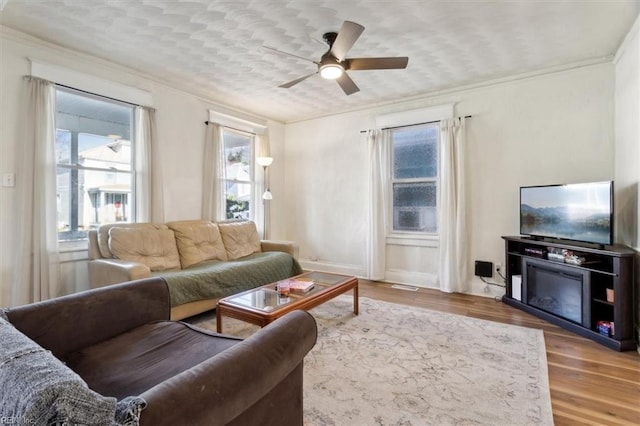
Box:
[87,230,101,260]
[138,310,317,426]
[89,258,151,288]
[6,278,171,360]
[261,240,299,259]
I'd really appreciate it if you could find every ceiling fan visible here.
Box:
[265,21,409,95]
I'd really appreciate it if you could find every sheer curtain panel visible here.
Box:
[438,117,468,293]
[365,129,390,280]
[12,77,60,305]
[202,122,225,221]
[135,106,164,222]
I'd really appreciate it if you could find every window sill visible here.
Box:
[386,233,439,247]
[59,240,88,253]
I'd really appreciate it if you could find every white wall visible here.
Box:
[613,15,640,348]
[284,64,616,297]
[0,28,285,306]
[614,18,640,250]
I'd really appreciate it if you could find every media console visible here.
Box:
[502,236,636,351]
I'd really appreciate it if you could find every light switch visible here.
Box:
[2,173,15,187]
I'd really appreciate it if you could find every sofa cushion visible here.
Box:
[97,223,168,258]
[218,221,262,260]
[109,227,181,271]
[0,316,118,425]
[65,321,241,400]
[167,220,228,268]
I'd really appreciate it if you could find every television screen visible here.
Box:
[520,181,613,245]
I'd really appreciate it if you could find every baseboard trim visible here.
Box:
[384,270,438,288]
[299,259,364,277]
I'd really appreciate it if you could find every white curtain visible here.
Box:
[12,76,60,305]
[135,106,164,222]
[365,129,390,280]
[202,122,225,221]
[438,117,468,293]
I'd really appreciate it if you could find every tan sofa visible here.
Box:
[88,220,301,320]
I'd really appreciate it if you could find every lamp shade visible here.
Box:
[256,156,273,167]
[262,189,273,200]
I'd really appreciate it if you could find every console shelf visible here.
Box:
[502,236,636,351]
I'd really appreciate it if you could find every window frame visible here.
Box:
[54,86,136,244]
[388,122,440,239]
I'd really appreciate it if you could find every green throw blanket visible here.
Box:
[153,251,303,307]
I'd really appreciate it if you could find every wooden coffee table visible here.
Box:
[216,271,358,333]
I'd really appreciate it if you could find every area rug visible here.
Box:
[191,296,554,425]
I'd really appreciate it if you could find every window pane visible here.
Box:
[55,88,134,242]
[223,131,251,182]
[226,182,251,220]
[222,128,254,221]
[392,125,438,179]
[393,182,437,232]
[55,129,72,165]
[57,89,132,141]
[57,167,132,241]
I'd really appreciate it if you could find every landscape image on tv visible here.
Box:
[520,182,612,245]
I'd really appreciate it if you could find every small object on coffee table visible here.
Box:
[277,282,290,297]
[287,278,315,294]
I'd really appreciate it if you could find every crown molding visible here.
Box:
[0,24,279,125]
[614,13,640,64]
[286,57,613,124]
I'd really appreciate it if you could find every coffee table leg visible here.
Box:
[216,307,222,333]
[353,283,359,315]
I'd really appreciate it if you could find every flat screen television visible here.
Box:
[520,181,613,246]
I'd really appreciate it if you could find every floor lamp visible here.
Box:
[256,156,273,239]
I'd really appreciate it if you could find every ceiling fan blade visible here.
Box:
[331,21,365,61]
[347,57,409,71]
[336,72,360,95]
[263,46,319,64]
[279,72,317,89]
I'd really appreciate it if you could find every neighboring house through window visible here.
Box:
[55,87,135,242]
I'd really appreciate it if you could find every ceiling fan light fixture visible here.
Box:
[320,64,344,80]
[273,21,408,94]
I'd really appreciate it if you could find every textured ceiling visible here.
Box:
[1,0,639,123]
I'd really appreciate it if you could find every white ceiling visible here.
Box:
[1,0,639,123]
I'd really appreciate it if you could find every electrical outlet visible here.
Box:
[2,173,15,187]
[496,263,502,273]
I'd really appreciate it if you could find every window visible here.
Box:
[55,87,135,241]
[221,128,255,220]
[391,123,439,233]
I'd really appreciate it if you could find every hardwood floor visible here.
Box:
[358,280,640,426]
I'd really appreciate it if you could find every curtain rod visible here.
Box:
[204,120,256,136]
[359,115,472,134]
[55,83,141,108]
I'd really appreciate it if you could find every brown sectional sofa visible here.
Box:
[1,277,317,425]
[88,220,302,319]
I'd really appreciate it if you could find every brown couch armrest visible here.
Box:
[261,240,299,259]
[139,310,317,426]
[5,278,171,359]
[89,258,151,288]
